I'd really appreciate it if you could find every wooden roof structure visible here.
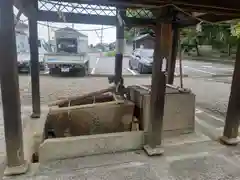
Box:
[2,0,240,175]
[14,0,240,28]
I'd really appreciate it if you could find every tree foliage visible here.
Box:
[181,23,239,55]
[124,20,240,55]
[231,21,240,38]
[124,28,135,42]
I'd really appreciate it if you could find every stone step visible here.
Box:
[3,140,229,180]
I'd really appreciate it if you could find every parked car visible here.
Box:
[17,38,49,73]
[129,48,153,74]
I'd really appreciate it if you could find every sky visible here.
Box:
[13,7,116,45]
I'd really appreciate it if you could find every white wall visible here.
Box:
[16,32,29,53]
[78,38,88,53]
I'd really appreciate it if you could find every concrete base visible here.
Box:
[39,131,144,162]
[39,130,209,163]
[220,136,240,145]
[4,161,28,176]
[2,132,214,180]
[127,85,195,137]
[22,108,48,164]
[31,113,40,119]
[143,145,164,156]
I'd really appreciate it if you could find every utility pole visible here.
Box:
[100,25,103,45]
[47,22,50,43]
[133,28,136,50]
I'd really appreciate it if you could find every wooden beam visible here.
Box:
[167,27,179,84]
[37,10,157,27]
[14,0,34,18]
[123,17,156,27]
[37,10,116,25]
[176,13,240,28]
[221,40,240,145]
[161,23,172,72]
[36,1,240,27]
[43,0,240,16]
[29,1,41,118]
[114,8,124,93]
[48,86,115,106]
[0,0,27,175]
[173,0,240,13]
[144,21,166,155]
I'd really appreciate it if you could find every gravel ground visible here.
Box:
[18,75,152,105]
[0,75,231,117]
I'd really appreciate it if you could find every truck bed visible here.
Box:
[44,53,88,65]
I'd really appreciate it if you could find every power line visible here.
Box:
[37,22,114,32]
[18,19,114,32]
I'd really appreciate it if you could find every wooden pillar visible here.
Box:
[162,24,172,73]
[144,22,166,155]
[0,0,27,175]
[114,8,124,93]
[220,40,240,145]
[167,27,179,84]
[29,2,41,118]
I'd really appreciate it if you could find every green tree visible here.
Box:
[124,28,135,42]
[181,28,200,56]
[181,23,238,56]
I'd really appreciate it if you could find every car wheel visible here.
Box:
[49,68,59,76]
[129,60,133,70]
[138,63,143,74]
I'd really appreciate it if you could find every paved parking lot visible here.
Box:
[88,53,234,77]
[14,53,234,116]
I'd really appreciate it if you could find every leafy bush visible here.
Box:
[105,51,116,57]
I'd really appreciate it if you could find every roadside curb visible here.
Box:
[38,73,189,78]
[211,74,233,78]
[77,74,189,78]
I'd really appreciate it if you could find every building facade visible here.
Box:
[133,34,154,49]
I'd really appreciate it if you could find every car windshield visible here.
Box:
[140,49,154,58]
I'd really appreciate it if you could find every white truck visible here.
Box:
[44,27,89,76]
[16,32,48,73]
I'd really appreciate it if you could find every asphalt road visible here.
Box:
[88,54,234,78]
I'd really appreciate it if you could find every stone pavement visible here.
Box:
[3,139,240,179]
[0,106,46,179]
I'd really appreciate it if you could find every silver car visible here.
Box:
[129,48,153,74]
